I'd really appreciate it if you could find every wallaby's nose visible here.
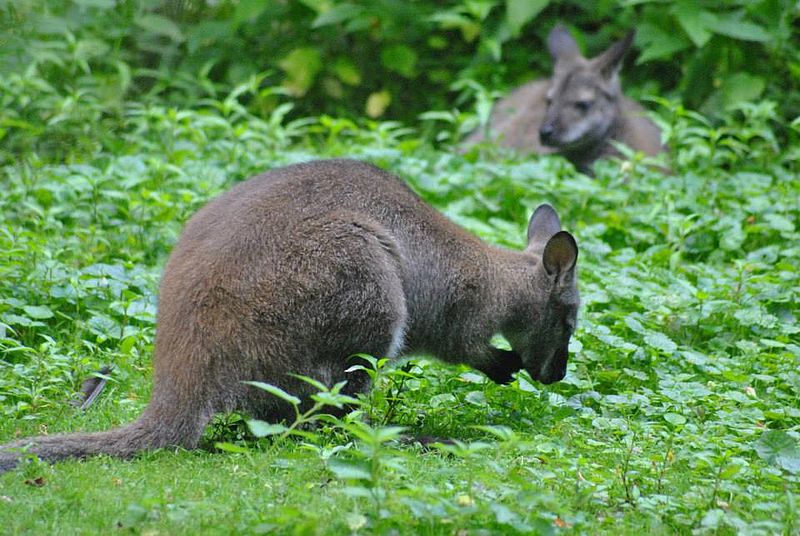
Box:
[538,367,566,385]
[535,347,568,384]
[539,123,555,145]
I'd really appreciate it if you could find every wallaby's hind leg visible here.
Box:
[234,213,407,421]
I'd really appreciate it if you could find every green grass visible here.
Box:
[0,84,798,534]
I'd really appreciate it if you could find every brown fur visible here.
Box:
[465,26,663,172]
[0,159,579,472]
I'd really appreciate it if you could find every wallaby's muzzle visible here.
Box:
[539,122,557,146]
[527,345,569,385]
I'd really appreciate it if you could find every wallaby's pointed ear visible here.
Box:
[543,231,578,277]
[593,29,635,79]
[547,25,580,64]
[527,204,562,245]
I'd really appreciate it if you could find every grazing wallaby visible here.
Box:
[0,159,579,473]
[465,26,663,172]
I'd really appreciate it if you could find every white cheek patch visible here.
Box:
[561,117,595,144]
[537,352,556,380]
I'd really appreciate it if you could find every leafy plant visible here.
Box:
[0,10,798,532]
[242,376,360,445]
[2,0,797,139]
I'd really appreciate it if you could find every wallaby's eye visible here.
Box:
[574,100,593,112]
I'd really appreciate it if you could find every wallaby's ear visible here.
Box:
[593,30,635,79]
[527,204,562,245]
[547,25,580,64]
[542,231,578,277]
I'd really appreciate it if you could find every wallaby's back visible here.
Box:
[173,160,498,357]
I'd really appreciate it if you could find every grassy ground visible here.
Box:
[0,91,798,534]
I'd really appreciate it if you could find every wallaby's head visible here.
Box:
[539,26,635,152]
[505,204,579,385]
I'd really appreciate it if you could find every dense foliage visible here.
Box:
[1,1,798,534]
[2,0,798,138]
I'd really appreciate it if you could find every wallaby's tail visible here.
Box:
[0,394,210,474]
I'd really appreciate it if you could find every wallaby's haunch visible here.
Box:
[0,159,579,473]
[465,26,663,172]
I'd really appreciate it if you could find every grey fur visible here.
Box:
[0,159,579,473]
[465,26,663,172]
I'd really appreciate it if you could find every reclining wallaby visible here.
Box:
[0,159,579,473]
[465,26,663,172]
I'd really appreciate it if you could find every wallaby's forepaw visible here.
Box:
[480,349,523,384]
[486,369,516,384]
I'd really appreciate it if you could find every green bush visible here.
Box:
[2,0,797,133]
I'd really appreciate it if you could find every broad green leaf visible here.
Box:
[719,72,766,110]
[214,442,249,454]
[279,47,322,97]
[246,420,289,437]
[490,502,520,525]
[474,425,516,441]
[135,14,184,43]
[645,331,678,354]
[88,315,120,339]
[120,503,149,527]
[664,412,687,426]
[671,4,717,47]
[309,390,360,408]
[289,374,327,391]
[709,16,771,42]
[233,0,269,24]
[459,372,486,383]
[719,464,741,479]
[701,509,725,529]
[332,57,361,86]
[242,381,301,406]
[327,458,371,480]
[373,426,407,443]
[381,45,418,78]
[296,0,327,13]
[75,38,110,61]
[505,0,548,36]
[312,3,362,28]
[3,314,44,327]
[346,513,367,531]
[119,336,136,355]
[754,430,800,474]
[366,90,391,118]
[23,305,54,319]
[719,218,745,250]
[636,23,691,63]
[763,213,795,233]
[429,393,457,407]
[465,390,487,406]
[624,316,646,334]
[430,13,481,42]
